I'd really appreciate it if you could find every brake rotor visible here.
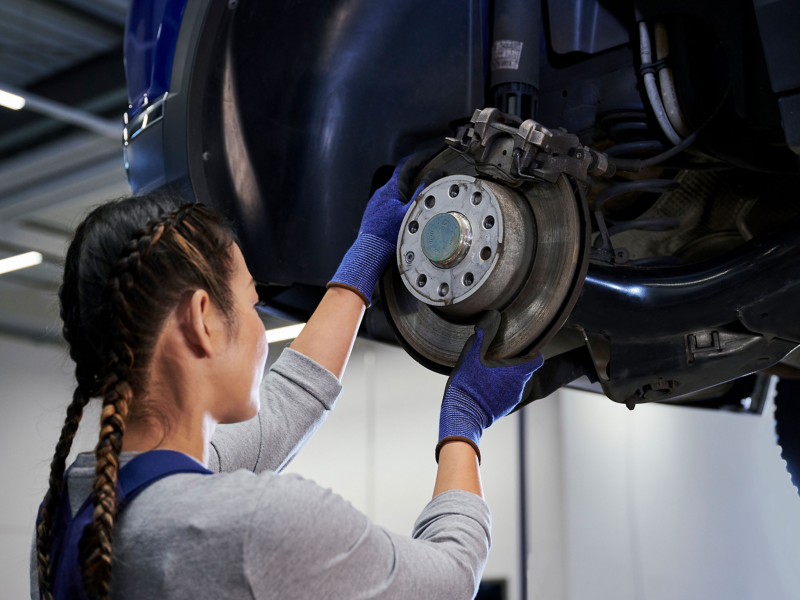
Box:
[381,147,591,372]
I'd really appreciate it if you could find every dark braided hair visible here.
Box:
[36,193,238,600]
[36,218,99,600]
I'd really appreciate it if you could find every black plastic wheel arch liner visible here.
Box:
[127,0,488,292]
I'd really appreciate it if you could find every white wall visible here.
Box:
[524,386,800,600]
[0,336,101,600]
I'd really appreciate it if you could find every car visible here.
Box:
[122,0,800,484]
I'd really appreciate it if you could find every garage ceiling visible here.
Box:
[0,0,125,88]
[0,0,293,345]
[0,0,130,345]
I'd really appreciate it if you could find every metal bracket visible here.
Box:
[445,107,615,186]
[591,211,629,264]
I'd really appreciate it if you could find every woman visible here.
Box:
[31,160,543,600]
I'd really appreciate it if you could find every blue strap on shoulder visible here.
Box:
[41,450,212,600]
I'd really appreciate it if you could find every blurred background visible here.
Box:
[1,1,800,599]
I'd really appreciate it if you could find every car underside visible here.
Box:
[122,0,800,477]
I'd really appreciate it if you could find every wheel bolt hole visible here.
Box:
[449,184,460,198]
[417,274,427,287]
[463,272,474,286]
[408,221,419,234]
[424,195,436,209]
[405,251,415,264]
[483,216,495,229]
[471,192,482,206]
[480,247,492,261]
[438,283,449,297]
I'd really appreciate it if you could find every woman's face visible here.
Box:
[214,244,269,423]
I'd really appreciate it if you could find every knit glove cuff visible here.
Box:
[328,233,396,307]
[435,387,488,463]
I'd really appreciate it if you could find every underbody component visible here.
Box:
[490,0,541,120]
[565,216,800,405]
[382,108,595,371]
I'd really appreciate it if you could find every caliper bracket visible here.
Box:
[445,107,615,185]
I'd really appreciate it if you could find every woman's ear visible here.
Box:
[181,289,215,358]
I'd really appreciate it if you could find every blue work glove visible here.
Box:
[436,311,545,463]
[328,150,444,306]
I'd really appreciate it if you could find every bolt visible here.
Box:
[575,151,583,159]
[405,251,415,264]
[408,221,419,234]
[417,274,427,287]
[449,184,460,198]
[202,151,211,162]
[438,283,449,297]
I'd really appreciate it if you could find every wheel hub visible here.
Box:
[420,212,470,268]
[397,175,534,317]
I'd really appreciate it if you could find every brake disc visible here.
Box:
[381,111,593,372]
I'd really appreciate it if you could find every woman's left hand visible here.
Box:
[327,151,443,306]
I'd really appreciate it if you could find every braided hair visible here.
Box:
[36,193,238,600]
[36,218,98,600]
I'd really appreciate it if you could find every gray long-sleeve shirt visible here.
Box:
[30,348,491,599]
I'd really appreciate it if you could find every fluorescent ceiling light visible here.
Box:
[0,90,25,110]
[265,323,305,343]
[0,251,42,275]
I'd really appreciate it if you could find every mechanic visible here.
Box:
[31,158,543,600]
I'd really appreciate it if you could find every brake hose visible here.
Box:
[654,22,691,138]
[608,85,732,173]
[639,22,683,145]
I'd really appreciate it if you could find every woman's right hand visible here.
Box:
[435,310,544,463]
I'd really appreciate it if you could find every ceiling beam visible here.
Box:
[0,47,126,157]
[33,0,124,36]
[0,83,120,138]
[0,87,127,152]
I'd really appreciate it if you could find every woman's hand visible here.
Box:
[436,310,544,463]
[432,311,544,498]
[327,151,443,307]
[293,152,441,378]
